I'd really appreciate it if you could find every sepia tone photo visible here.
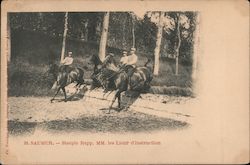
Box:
[1,0,249,164]
[7,11,197,134]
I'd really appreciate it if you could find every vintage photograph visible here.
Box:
[1,0,249,164]
[7,11,198,135]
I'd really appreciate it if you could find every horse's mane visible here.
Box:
[103,55,116,66]
[91,54,102,66]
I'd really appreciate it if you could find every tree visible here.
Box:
[99,12,110,62]
[153,11,164,76]
[192,12,200,80]
[122,14,127,48]
[83,20,88,41]
[60,12,69,63]
[175,13,181,75]
[131,13,136,48]
[146,11,176,75]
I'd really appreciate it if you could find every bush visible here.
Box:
[8,61,54,96]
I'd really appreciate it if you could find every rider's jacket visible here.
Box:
[126,53,138,67]
[120,56,128,65]
[61,57,73,66]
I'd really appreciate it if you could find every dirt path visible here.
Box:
[8,90,195,135]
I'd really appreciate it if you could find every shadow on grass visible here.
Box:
[8,121,38,136]
[8,111,189,136]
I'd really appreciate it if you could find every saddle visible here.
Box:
[58,65,74,84]
[59,65,73,73]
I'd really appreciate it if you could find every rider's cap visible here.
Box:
[68,52,73,55]
[130,48,136,51]
[122,51,127,54]
[109,53,114,56]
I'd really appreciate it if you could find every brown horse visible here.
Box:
[49,64,85,102]
[90,54,153,112]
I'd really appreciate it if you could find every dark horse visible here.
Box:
[89,54,153,113]
[88,54,103,90]
[48,63,85,102]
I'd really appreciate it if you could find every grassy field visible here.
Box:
[8,57,192,97]
[8,30,193,97]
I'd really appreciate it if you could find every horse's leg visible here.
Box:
[74,82,81,94]
[124,95,132,111]
[84,86,93,101]
[62,87,67,102]
[85,89,91,101]
[75,80,83,88]
[102,89,111,100]
[108,90,119,113]
[102,92,107,100]
[87,85,96,100]
[74,82,80,88]
[105,90,113,99]
[69,85,82,100]
[117,92,121,109]
[51,87,61,103]
[75,76,85,89]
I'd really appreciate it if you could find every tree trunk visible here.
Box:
[83,20,88,41]
[153,12,164,76]
[60,12,69,63]
[7,14,11,62]
[131,14,135,48]
[175,13,181,76]
[192,13,200,80]
[99,12,110,62]
[122,14,126,49]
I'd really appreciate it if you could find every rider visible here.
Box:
[122,47,138,90]
[120,51,128,66]
[127,48,138,68]
[60,51,74,73]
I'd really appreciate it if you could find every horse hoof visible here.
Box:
[50,99,54,103]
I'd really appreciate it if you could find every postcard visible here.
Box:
[1,0,249,164]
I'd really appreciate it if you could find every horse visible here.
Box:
[89,54,153,113]
[129,59,153,92]
[48,63,85,102]
[88,54,103,90]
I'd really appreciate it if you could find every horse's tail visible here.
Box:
[77,68,85,84]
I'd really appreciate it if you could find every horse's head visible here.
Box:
[89,54,103,73]
[102,54,119,72]
[103,54,116,66]
[89,54,102,66]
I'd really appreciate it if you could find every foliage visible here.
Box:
[9,11,197,64]
[8,11,197,96]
